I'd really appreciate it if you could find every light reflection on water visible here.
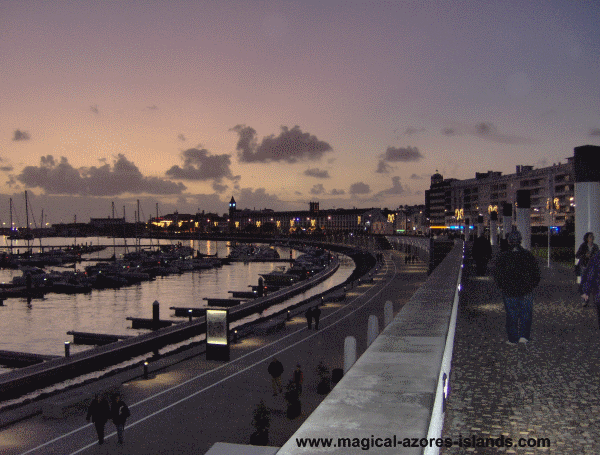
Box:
[0,237,353,374]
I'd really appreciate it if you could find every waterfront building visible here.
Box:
[425,156,574,233]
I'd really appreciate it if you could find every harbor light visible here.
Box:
[64,341,71,358]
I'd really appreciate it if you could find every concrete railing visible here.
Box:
[387,235,431,262]
[277,240,464,455]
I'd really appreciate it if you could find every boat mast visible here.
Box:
[111,201,116,258]
[137,199,140,253]
[9,198,13,252]
[25,191,31,254]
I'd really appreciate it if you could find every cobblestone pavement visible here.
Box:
[443,250,600,454]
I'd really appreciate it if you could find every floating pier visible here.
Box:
[170,307,205,317]
[66,331,134,345]
[228,290,258,298]
[203,298,242,307]
[0,350,60,368]
[125,317,179,329]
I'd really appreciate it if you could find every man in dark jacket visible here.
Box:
[267,358,284,396]
[581,249,600,327]
[86,394,111,445]
[493,230,541,345]
[111,394,130,444]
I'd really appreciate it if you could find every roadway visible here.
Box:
[0,250,428,455]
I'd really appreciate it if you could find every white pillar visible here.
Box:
[344,336,357,374]
[516,190,531,250]
[477,215,484,238]
[490,211,498,246]
[384,301,393,327]
[574,146,600,256]
[367,315,379,347]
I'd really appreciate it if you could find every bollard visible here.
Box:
[188,309,193,322]
[320,296,324,306]
[384,301,393,328]
[143,362,149,379]
[367,315,379,347]
[344,336,356,374]
[232,329,238,343]
[152,300,160,329]
[287,310,291,321]
[64,341,71,358]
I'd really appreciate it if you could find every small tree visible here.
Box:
[316,361,331,394]
[250,400,271,446]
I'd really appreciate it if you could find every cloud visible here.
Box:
[90,105,99,114]
[330,188,345,196]
[233,187,298,211]
[382,146,423,162]
[166,148,238,182]
[147,105,158,110]
[376,160,393,174]
[379,176,405,195]
[231,125,334,163]
[442,128,457,136]
[18,154,186,196]
[310,184,326,195]
[178,134,186,141]
[590,128,600,137]
[13,129,30,141]
[349,182,370,195]
[304,168,330,178]
[212,181,228,193]
[1,166,13,172]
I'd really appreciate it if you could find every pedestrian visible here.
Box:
[293,364,303,396]
[312,306,322,330]
[267,358,284,396]
[305,307,313,329]
[576,232,599,305]
[492,229,541,345]
[86,394,111,445]
[581,250,600,328]
[472,234,492,276]
[111,394,130,444]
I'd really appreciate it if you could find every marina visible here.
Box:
[0,236,354,374]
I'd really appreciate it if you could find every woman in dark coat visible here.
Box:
[576,232,599,304]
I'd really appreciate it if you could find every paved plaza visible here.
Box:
[443,247,600,454]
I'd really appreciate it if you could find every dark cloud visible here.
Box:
[310,184,326,195]
[178,134,186,141]
[304,168,330,178]
[330,188,345,196]
[383,146,423,162]
[1,166,13,172]
[590,128,600,137]
[376,160,393,174]
[231,125,334,163]
[474,122,495,136]
[469,122,534,144]
[379,176,405,195]
[442,128,457,136]
[13,129,30,141]
[90,105,99,114]
[18,154,186,196]
[233,187,300,212]
[166,148,238,182]
[212,181,228,193]
[349,182,370,195]
[147,105,158,110]
[409,173,422,179]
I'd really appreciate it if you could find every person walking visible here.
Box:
[111,394,130,444]
[312,306,322,330]
[86,394,111,445]
[267,358,284,396]
[292,364,304,396]
[576,232,599,305]
[492,230,541,345]
[304,307,313,329]
[581,250,600,328]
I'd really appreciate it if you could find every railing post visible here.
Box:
[367,315,379,347]
[343,336,356,374]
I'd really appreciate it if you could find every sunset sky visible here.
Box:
[1,0,599,225]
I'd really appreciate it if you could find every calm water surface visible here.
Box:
[0,237,353,371]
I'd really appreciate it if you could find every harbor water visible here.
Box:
[0,237,354,375]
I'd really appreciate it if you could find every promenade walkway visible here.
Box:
[443,246,600,454]
[0,250,428,454]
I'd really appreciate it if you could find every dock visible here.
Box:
[66,331,134,345]
[227,290,258,298]
[0,350,60,368]
[203,298,242,307]
[169,307,205,317]
[125,317,180,329]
